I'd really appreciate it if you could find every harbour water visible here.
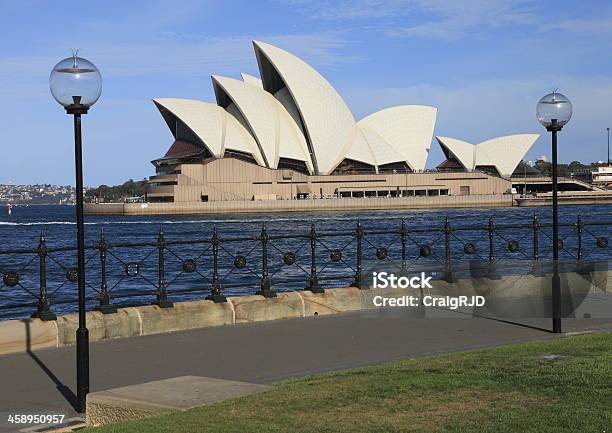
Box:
[0,204,610,320]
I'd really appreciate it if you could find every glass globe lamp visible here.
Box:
[49,55,102,111]
[536,91,572,131]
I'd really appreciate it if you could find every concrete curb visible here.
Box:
[0,286,363,356]
[86,376,273,427]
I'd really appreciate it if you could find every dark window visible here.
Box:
[475,165,500,176]
[148,196,174,203]
[332,159,376,175]
[152,140,211,168]
[436,158,465,171]
[277,157,310,175]
[156,165,180,175]
[378,162,412,173]
[201,195,209,202]
[224,150,258,165]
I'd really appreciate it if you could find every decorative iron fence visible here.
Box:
[0,215,609,320]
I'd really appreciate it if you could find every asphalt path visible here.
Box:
[0,311,610,433]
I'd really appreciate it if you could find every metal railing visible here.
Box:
[0,215,609,320]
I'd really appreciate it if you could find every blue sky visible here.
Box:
[1,0,611,186]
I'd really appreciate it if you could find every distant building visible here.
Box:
[145,41,538,203]
[574,166,612,189]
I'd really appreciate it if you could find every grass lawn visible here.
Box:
[83,332,612,433]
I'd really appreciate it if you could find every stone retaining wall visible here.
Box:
[0,270,609,356]
[85,194,514,215]
[0,287,365,356]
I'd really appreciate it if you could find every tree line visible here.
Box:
[534,160,606,177]
[85,179,147,202]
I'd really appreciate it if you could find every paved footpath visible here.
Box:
[0,312,610,432]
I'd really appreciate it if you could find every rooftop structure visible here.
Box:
[436,134,540,177]
[153,40,437,177]
[146,41,539,205]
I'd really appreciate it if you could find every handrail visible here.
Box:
[0,215,609,320]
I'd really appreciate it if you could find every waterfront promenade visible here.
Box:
[1,311,610,432]
[84,194,514,216]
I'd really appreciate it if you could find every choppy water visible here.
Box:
[0,204,610,320]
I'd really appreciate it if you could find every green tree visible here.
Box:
[85,179,147,202]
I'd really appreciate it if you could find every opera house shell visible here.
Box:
[436,135,540,178]
[145,41,537,204]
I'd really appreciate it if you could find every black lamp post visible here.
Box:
[50,52,102,413]
[536,90,572,334]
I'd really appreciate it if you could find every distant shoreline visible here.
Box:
[0,202,74,206]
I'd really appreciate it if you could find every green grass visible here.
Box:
[83,333,612,433]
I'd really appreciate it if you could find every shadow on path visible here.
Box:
[25,320,78,411]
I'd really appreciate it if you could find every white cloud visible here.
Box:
[539,13,612,35]
[282,0,412,19]
[282,0,538,39]
[389,0,537,40]
[282,0,612,40]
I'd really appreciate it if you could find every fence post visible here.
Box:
[207,227,227,302]
[33,233,56,321]
[256,223,276,298]
[305,223,323,293]
[153,226,173,308]
[531,214,543,276]
[444,217,454,283]
[400,219,407,275]
[352,221,364,289]
[576,215,583,261]
[95,229,117,314]
[487,217,501,279]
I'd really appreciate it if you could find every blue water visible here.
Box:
[0,204,610,320]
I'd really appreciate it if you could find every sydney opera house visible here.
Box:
[144,40,539,203]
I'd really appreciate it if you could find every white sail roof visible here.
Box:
[253,40,356,175]
[153,98,264,166]
[476,134,540,177]
[155,41,444,175]
[358,106,437,171]
[436,136,475,171]
[212,75,313,172]
[240,73,263,88]
[342,126,407,170]
[436,134,540,177]
[343,127,377,167]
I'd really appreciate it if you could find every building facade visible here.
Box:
[145,40,537,204]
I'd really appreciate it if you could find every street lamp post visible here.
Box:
[50,52,102,413]
[536,90,572,334]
